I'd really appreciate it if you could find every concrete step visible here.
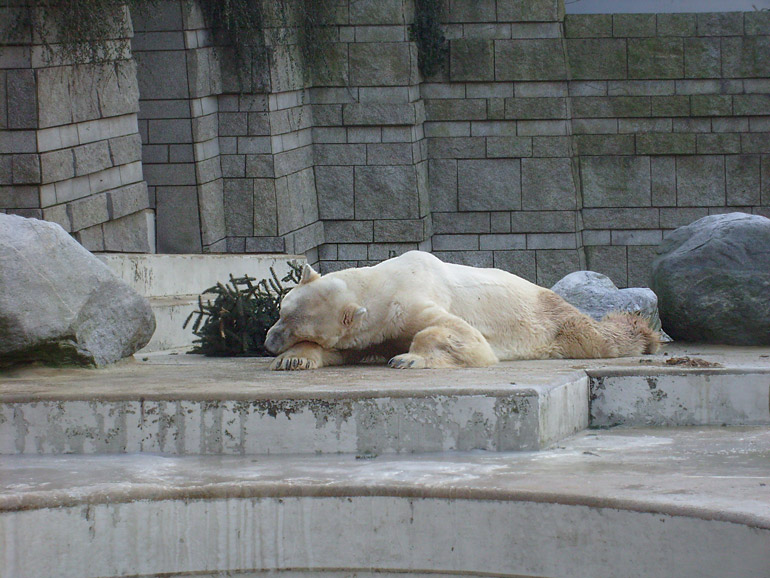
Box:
[2,344,768,456]
[0,355,590,455]
[97,253,305,352]
[2,427,768,578]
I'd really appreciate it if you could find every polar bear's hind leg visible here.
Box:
[388,319,498,369]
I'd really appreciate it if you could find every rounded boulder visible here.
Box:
[650,212,770,345]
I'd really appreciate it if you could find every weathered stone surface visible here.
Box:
[551,270,662,332]
[0,214,155,366]
[650,213,770,345]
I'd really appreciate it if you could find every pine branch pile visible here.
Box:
[183,261,302,356]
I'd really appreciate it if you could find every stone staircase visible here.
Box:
[1,255,769,578]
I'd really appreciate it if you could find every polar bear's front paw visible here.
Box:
[270,355,318,370]
[388,353,427,369]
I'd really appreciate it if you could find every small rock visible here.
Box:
[551,270,663,332]
[650,212,770,345]
[0,214,155,367]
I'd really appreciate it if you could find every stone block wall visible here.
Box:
[0,4,154,252]
[132,0,226,253]
[423,0,581,286]
[566,11,770,287]
[3,1,769,289]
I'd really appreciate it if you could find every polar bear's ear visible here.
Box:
[341,304,367,327]
[299,263,321,285]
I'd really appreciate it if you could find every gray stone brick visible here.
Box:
[39,203,71,231]
[0,130,36,154]
[762,155,770,205]
[486,137,533,158]
[425,99,487,121]
[349,43,414,87]
[155,186,202,252]
[347,127,382,143]
[627,245,657,289]
[517,120,569,136]
[493,250,536,282]
[74,141,112,176]
[676,155,725,207]
[536,250,582,287]
[515,82,568,98]
[7,69,36,129]
[574,134,635,155]
[447,0,495,22]
[607,80,675,97]
[366,143,413,165]
[628,38,684,79]
[39,149,74,184]
[479,233,526,251]
[103,208,154,252]
[684,38,721,79]
[343,103,418,126]
[355,165,419,219]
[223,179,254,237]
[571,96,651,118]
[582,230,611,245]
[613,13,656,37]
[690,94,732,117]
[315,144,366,166]
[374,219,425,242]
[68,193,110,231]
[10,154,40,185]
[734,94,770,116]
[527,233,577,250]
[109,182,151,220]
[656,13,696,36]
[75,223,105,251]
[428,159,458,212]
[526,134,569,156]
[713,117,749,133]
[696,13,743,36]
[0,156,10,185]
[636,133,696,156]
[582,208,659,229]
[221,155,245,178]
[497,0,560,22]
[673,118,712,133]
[432,211,490,234]
[571,118,618,134]
[567,39,627,80]
[510,210,576,233]
[651,95,690,117]
[335,243,367,261]
[505,97,568,120]
[451,39,494,82]
[135,50,189,101]
[470,121,517,137]
[253,179,278,237]
[726,155,761,206]
[659,207,709,229]
[585,245,628,288]
[696,134,741,155]
[569,81,608,97]
[277,168,319,235]
[312,104,343,126]
[495,39,568,81]
[428,137,486,159]
[108,134,142,166]
[611,230,663,246]
[521,157,577,211]
[746,11,770,35]
[651,156,676,206]
[565,14,612,38]
[169,144,194,164]
[581,156,651,207]
[741,134,770,154]
[315,166,354,220]
[325,220,373,243]
[243,237,284,253]
[491,212,511,233]
[246,155,275,179]
[458,159,521,211]
[432,234,479,251]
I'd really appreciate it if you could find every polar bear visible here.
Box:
[265,251,659,370]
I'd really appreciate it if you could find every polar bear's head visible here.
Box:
[264,264,367,355]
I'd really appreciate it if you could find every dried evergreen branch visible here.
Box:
[183,261,303,357]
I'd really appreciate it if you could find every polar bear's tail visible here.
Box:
[596,311,660,356]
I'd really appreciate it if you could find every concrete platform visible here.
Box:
[2,343,769,455]
[1,427,769,578]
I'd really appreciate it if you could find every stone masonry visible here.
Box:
[2,1,769,288]
[0,3,154,252]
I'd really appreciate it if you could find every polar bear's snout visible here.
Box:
[265,321,291,355]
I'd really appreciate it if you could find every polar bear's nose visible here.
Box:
[264,324,283,355]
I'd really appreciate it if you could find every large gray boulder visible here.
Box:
[0,214,155,366]
[551,271,662,332]
[650,212,770,345]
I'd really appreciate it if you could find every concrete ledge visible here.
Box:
[1,428,768,578]
[0,357,589,454]
[96,253,306,352]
